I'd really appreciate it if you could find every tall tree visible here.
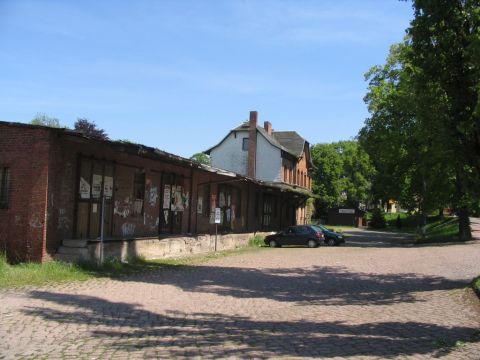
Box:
[74,118,109,140]
[30,113,62,128]
[408,0,480,239]
[360,41,454,230]
[311,141,374,215]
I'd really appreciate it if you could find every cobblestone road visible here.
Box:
[1,229,480,359]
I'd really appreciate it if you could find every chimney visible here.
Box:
[264,121,272,135]
[247,111,257,178]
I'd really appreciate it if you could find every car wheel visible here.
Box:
[269,239,278,248]
[307,239,317,248]
[327,238,336,246]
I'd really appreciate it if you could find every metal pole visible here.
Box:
[215,223,218,252]
[100,195,105,265]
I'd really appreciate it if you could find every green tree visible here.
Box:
[190,152,211,165]
[359,41,454,231]
[311,141,374,215]
[408,0,480,239]
[30,113,62,128]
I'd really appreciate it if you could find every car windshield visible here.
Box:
[312,225,329,232]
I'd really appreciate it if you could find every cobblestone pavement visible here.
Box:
[1,229,480,359]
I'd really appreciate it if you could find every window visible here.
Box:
[0,167,10,209]
[242,138,249,151]
[133,171,145,216]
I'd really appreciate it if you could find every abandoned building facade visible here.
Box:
[0,116,312,262]
[205,111,313,225]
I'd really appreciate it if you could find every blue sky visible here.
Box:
[0,0,413,157]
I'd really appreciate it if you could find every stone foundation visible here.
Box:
[87,232,271,262]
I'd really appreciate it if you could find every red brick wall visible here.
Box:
[0,124,51,262]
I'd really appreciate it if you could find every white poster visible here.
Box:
[92,174,102,199]
[215,208,221,224]
[163,185,171,209]
[79,177,90,199]
[172,186,184,212]
[197,196,203,214]
[149,185,158,206]
[104,176,113,198]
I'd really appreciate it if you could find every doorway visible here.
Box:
[75,157,115,239]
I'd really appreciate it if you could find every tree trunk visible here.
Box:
[458,208,471,241]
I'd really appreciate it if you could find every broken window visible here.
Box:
[133,171,145,216]
[0,167,10,209]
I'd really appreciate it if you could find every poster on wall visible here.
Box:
[79,177,90,199]
[172,186,184,212]
[197,196,203,214]
[163,185,171,209]
[148,185,158,206]
[104,176,113,198]
[219,192,225,207]
[92,174,102,199]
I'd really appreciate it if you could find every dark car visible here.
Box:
[311,225,345,246]
[264,225,325,248]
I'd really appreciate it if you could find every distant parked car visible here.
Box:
[264,225,325,248]
[311,225,345,246]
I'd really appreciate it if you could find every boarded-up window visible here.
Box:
[133,171,145,216]
[0,167,10,209]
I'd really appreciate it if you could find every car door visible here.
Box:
[295,226,310,246]
[282,226,296,245]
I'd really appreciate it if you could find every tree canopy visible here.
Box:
[311,141,374,215]
[359,0,479,238]
[30,113,62,128]
[190,152,211,165]
[74,118,109,140]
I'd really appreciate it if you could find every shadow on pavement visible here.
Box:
[24,290,480,358]
[106,264,468,306]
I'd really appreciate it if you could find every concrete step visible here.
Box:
[62,239,88,248]
[57,246,89,258]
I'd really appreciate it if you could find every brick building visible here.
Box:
[205,111,313,225]
[0,121,310,262]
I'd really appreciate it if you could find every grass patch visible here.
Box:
[0,255,91,289]
[0,236,266,289]
[249,235,266,247]
[416,217,459,243]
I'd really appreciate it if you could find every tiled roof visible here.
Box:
[272,131,306,158]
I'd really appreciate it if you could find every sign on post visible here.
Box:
[214,208,221,224]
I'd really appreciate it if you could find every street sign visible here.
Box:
[214,208,221,224]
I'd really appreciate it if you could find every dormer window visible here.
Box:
[242,138,249,151]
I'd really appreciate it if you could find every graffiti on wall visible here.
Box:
[121,222,136,237]
[114,198,131,218]
[57,208,71,231]
[148,185,158,206]
[29,214,43,229]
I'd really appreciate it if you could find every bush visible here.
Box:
[249,235,265,247]
[369,208,386,229]
[471,276,480,296]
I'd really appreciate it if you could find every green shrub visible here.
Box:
[249,235,265,247]
[472,276,480,298]
[369,208,386,228]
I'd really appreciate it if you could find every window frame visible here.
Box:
[242,137,249,151]
[0,167,10,209]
